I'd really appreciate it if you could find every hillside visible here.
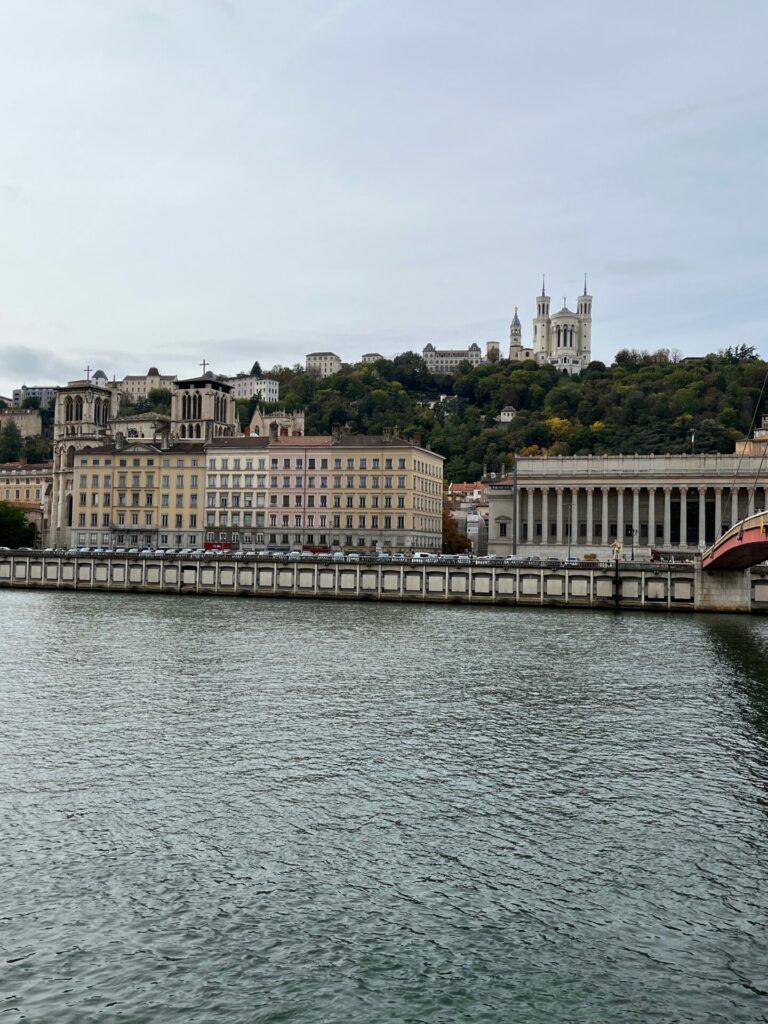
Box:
[242,346,766,483]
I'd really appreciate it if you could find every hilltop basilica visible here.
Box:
[508,277,593,375]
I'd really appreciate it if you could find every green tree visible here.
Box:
[442,508,470,553]
[0,420,23,463]
[146,388,172,414]
[21,396,40,410]
[0,501,34,547]
[22,435,53,463]
[250,360,262,376]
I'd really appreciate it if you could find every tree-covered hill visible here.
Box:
[247,346,766,482]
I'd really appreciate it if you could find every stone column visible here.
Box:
[632,487,640,543]
[527,489,534,546]
[663,487,672,548]
[541,488,549,546]
[698,487,707,546]
[586,487,594,546]
[679,487,688,547]
[732,487,739,527]
[616,488,624,547]
[749,488,756,516]
[648,487,656,550]
[601,488,609,547]
[555,488,564,546]
[714,487,723,538]
[570,488,579,549]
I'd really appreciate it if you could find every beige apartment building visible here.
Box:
[68,439,206,550]
[118,367,178,401]
[205,437,271,548]
[305,352,342,378]
[0,459,52,542]
[205,431,444,552]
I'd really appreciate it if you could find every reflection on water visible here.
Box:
[706,616,768,741]
[1,591,768,1024]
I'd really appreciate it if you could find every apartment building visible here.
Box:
[0,459,51,542]
[205,437,271,549]
[203,432,443,553]
[305,352,342,378]
[68,440,206,550]
[224,375,280,402]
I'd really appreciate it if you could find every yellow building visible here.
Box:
[69,440,205,550]
[0,460,52,544]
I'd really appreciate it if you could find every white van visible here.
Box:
[410,551,433,562]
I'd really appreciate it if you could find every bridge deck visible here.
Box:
[702,511,768,570]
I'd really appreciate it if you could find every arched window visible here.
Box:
[195,392,202,419]
[195,423,201,438]
[74,396,83,420]
[180,424,186,438]
[65,396,73,421]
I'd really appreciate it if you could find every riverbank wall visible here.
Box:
[1,553,767,613]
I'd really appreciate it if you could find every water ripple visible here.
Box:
[1,593,768,1023]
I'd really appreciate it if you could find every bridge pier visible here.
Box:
[694,564,751,613]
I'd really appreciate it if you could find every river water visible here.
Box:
[1,591,767,1023]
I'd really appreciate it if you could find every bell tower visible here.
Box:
[577,274,593,369]
[533,274,551,362]
[50,376,121,547]
[509,306,522,357]
[171,377,238,441]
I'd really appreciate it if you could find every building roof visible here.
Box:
[0,460,52,471]
[81,441,207,455]
[270,435,333,446]
[206,436,270,449]
[306,352,340,358]
[176,376,232,390]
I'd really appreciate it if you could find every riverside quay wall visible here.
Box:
[0,553,766,614]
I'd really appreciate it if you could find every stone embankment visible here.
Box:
[1,553,766,613]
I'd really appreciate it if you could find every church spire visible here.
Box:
[541,273,546,297]
[583,273,588,296]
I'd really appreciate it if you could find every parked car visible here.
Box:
[287,551,302,561]
[332,551,346,562]
[346,553,360,563]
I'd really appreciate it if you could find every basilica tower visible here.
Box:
[532,276,551,363]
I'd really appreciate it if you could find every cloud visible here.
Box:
[0,345,74,383]
[0,183,27,206]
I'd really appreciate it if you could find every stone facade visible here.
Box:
[487,454,768,560]
[224,375,280,402]
[305,352,342,378]
[0,408,43,438]
[509,279,592,374]
[422,343,483,374]
[12,385,58,410]
[0,460,51,541]
[118,367,177,400]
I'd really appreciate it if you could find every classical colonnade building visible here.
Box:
[487,454,768,559]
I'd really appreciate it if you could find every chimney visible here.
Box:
[19,456,27,466]
[411,432,421,446]
[332,424,342,441]
[269,421,279,441]
[115,432,125,450]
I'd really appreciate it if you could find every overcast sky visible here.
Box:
[0,0,766,396]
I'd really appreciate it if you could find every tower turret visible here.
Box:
[576,274,593,369]
[508,305,522,357]
[532,275,551,361]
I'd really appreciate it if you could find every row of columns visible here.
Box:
[515,485,762,548]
